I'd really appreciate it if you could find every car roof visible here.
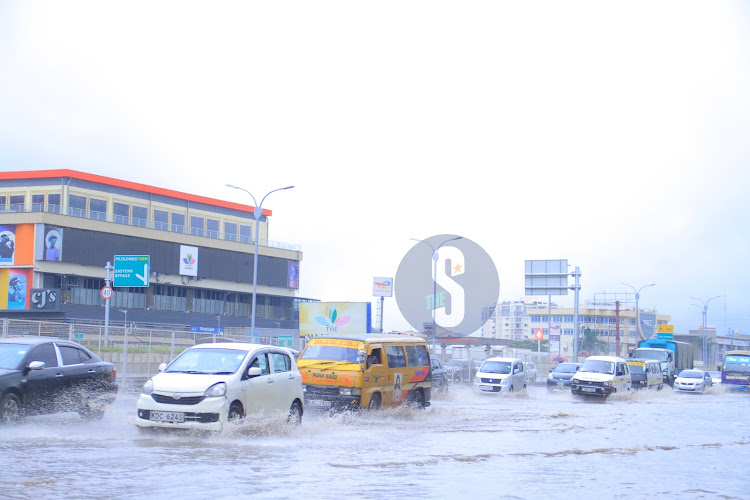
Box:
[307,333,427,344]
[188,342,286,352]
[585,355,626,362]
[0,336,76,346]
[483,357,522,362]
[627,358,659,364]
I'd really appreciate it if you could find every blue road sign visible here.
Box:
[113,255,150,287]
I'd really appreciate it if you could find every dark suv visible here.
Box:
[546,362,582,390]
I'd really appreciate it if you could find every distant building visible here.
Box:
[0,169,305,336]
[482,298,671,358]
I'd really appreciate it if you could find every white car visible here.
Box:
[473,357,527,393]
[673,369,713,393]
[135,343,304,431]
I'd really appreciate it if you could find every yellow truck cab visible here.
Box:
[297,333,432,410]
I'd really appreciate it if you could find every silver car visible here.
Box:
[673,369,713,393]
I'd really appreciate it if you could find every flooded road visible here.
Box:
[2,384,748,499]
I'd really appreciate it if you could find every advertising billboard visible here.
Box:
[0,224,16,265]
[1,268,30,310]
[299,302,372,340]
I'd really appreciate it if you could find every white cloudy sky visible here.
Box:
[2,1,749,335]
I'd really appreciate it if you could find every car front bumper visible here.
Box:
[135,393,228,431]
[571,383,614,396]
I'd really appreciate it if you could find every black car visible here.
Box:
[430,357,449,393]
[546,362,582,390]
[0,337,118,424]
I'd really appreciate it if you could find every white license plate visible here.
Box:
[308,399,332,408]
[150,411,184,422]
[581,387,596,393]
[480,385,494,391]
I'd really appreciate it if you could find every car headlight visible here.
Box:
[603,381,612,387]
[204,382,227,398]
[142,379,154,395]
[339,387,362,396]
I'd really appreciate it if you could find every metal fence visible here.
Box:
[0,318,304,390]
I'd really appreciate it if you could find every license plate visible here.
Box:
[582,387,596,393]
[557,382,563,387]
[480,385,494,391]
[150,411,184,422]
[307,399,332,408]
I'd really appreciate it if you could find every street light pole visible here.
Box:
[621,283,655,342]
[119,309,128,390]
[691,295,721,365]
[411,236,463,360]
[226,184,294,340]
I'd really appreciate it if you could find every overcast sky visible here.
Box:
[2,1,749,335]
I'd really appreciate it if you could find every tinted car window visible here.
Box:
[386,345,407,368]
[29,343,58,368]
[250,353,270,375]
[406,345,429,367]
[270,352,291,372]
[60,345,86,365]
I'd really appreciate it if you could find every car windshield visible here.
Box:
[554,363,579,374]
[628,363,646,373]
[678,370,703,379]
[580,360,614,374]
[299,345,359,363]
[0,343,30,370]
[480,361,511,374]
[708,371,721,378]
[166,348,248,374]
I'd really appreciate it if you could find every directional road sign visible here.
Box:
[113,255,150,287]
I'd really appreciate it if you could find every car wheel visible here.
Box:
[287,401,303,425]
[408,389,425,409]
[0,393,21,425]
[79,405,106,421]
[367,393,381,410]
[228,402,244,423]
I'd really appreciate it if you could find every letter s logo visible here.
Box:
[433,246,465,328]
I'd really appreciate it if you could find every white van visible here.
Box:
[473,357,527,393]
[570,355,631,397]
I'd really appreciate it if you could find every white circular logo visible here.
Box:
[395,234,499,337]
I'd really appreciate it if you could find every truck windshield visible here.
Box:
[300,345,359,363]
[633,350,668,362]
[723,355,750,373]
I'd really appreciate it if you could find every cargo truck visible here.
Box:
[631,339,694,386]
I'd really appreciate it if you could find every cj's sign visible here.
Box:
[30,289,60,311]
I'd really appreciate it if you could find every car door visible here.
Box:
[241,352,275,416]
[22,342,63,414]
[268,350,298,411]
[57,344,94,405]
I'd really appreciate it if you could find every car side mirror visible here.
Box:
[357,349,367,364]
[247,366,262,378]
[28,361,45,371]
[158,363,167,372]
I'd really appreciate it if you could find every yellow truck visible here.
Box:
[297,333,432,410]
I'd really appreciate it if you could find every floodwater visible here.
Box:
[1,384,748,500]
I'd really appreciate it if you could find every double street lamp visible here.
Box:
[621,282,655,341]
[226,184,294,338]
[411,236,463,358]
[691,295,721,364]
